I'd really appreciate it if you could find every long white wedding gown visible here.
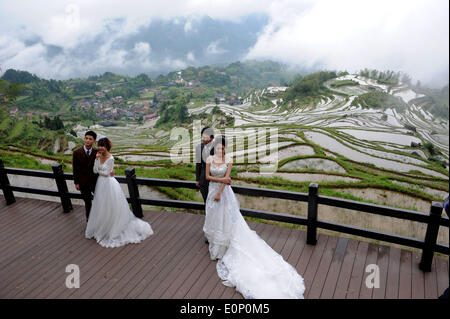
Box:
[203,156,305,299]
[85,156,153,248]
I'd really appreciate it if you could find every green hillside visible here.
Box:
[0,108,73,154]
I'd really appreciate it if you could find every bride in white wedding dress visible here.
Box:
[85,137,153,248]
[203,137,305,299]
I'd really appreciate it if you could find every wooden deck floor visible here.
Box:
[0,196,448,299]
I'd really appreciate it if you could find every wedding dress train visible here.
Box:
[85,156,153,248]
[203,156,305,299]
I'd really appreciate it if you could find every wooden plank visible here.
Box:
[301,234,329,296]
[136,217,206,299]
[272,226,292,254]
[0,201,73,266]
[172,248,216,299]
[231,291,243,299]
[295,233,322,278]
[265,223,284,248]
[307,235,338,299]
[287,231,307,273]
[346,241,369,299]
[280,228,304,262]
[158,243,211,299]
[333,239,359,299]
[122,214,204,298]
[82,211,169,299]
[12,227,89,297]
[385,247,401,299]
[0,202,55,264]
[411,251,425,299]
[124,212,207,298]
[372,245,389,299]
[39,211,164,299]
[358,243,378,299]
[1,197,448,300]
[25,244,103,298]
[0,200,57,242]
[207,276,231,299]
[424,258,438,299]
[1,210,84,296]
[398,250,412,299]
[0,198,43,226]
[111,213,200,298]
[64,211,166,299]
[183,250,222,299]
[435,257,449,298]
[0,206,86,296]
[0,196,38,214]
[0,202,47,258]
[30,216,128,298]
[195,266,226,299]
[320,237,348,299]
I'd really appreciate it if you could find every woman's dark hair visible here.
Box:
[85,130,97,140]
[97,137,112,151]
[214,136,227,151]
[201,126,214,139]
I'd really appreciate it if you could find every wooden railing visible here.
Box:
[0,159,448,273]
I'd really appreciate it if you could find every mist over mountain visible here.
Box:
[1,0,448,87]
[1,14,273,80]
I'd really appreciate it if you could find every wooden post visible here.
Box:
[419,201,443,272]
[125,167,143,218]
[0,159,16,205]
[52,163,72,213]
[307,183,319,245]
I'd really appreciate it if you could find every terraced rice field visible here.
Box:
[70,75,448,245]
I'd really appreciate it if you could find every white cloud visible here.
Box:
[184,21,193,33]
[245,0,449,85]
[0,36,25,63]
[162,57,188,70]
[133,42,151,56]
[131,42,152,69]
[0,0,448,85]
[187,51,195,62]
[206,39,228,55]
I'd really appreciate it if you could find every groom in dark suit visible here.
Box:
[72,131,98,222]
[196,127,215,202]
[196,127,215,244]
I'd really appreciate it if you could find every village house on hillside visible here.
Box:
[94,91,105,98]
[266,87,288,96]
[77,100,92,111]
[175,71,186,85]
[9,106,18,117]
[16,111,35,120]
[24,111,35,120]
[144,112,158,120]
[40,112,50,119]
[215,94,226,102]
[111,96,123,104]
[214,93,242,105]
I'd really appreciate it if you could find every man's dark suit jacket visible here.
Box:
[72,146,98,189]
[196,142,215,186]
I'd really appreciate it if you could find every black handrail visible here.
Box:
[0,160,448,273]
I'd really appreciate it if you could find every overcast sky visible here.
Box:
[0,0,448,86]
